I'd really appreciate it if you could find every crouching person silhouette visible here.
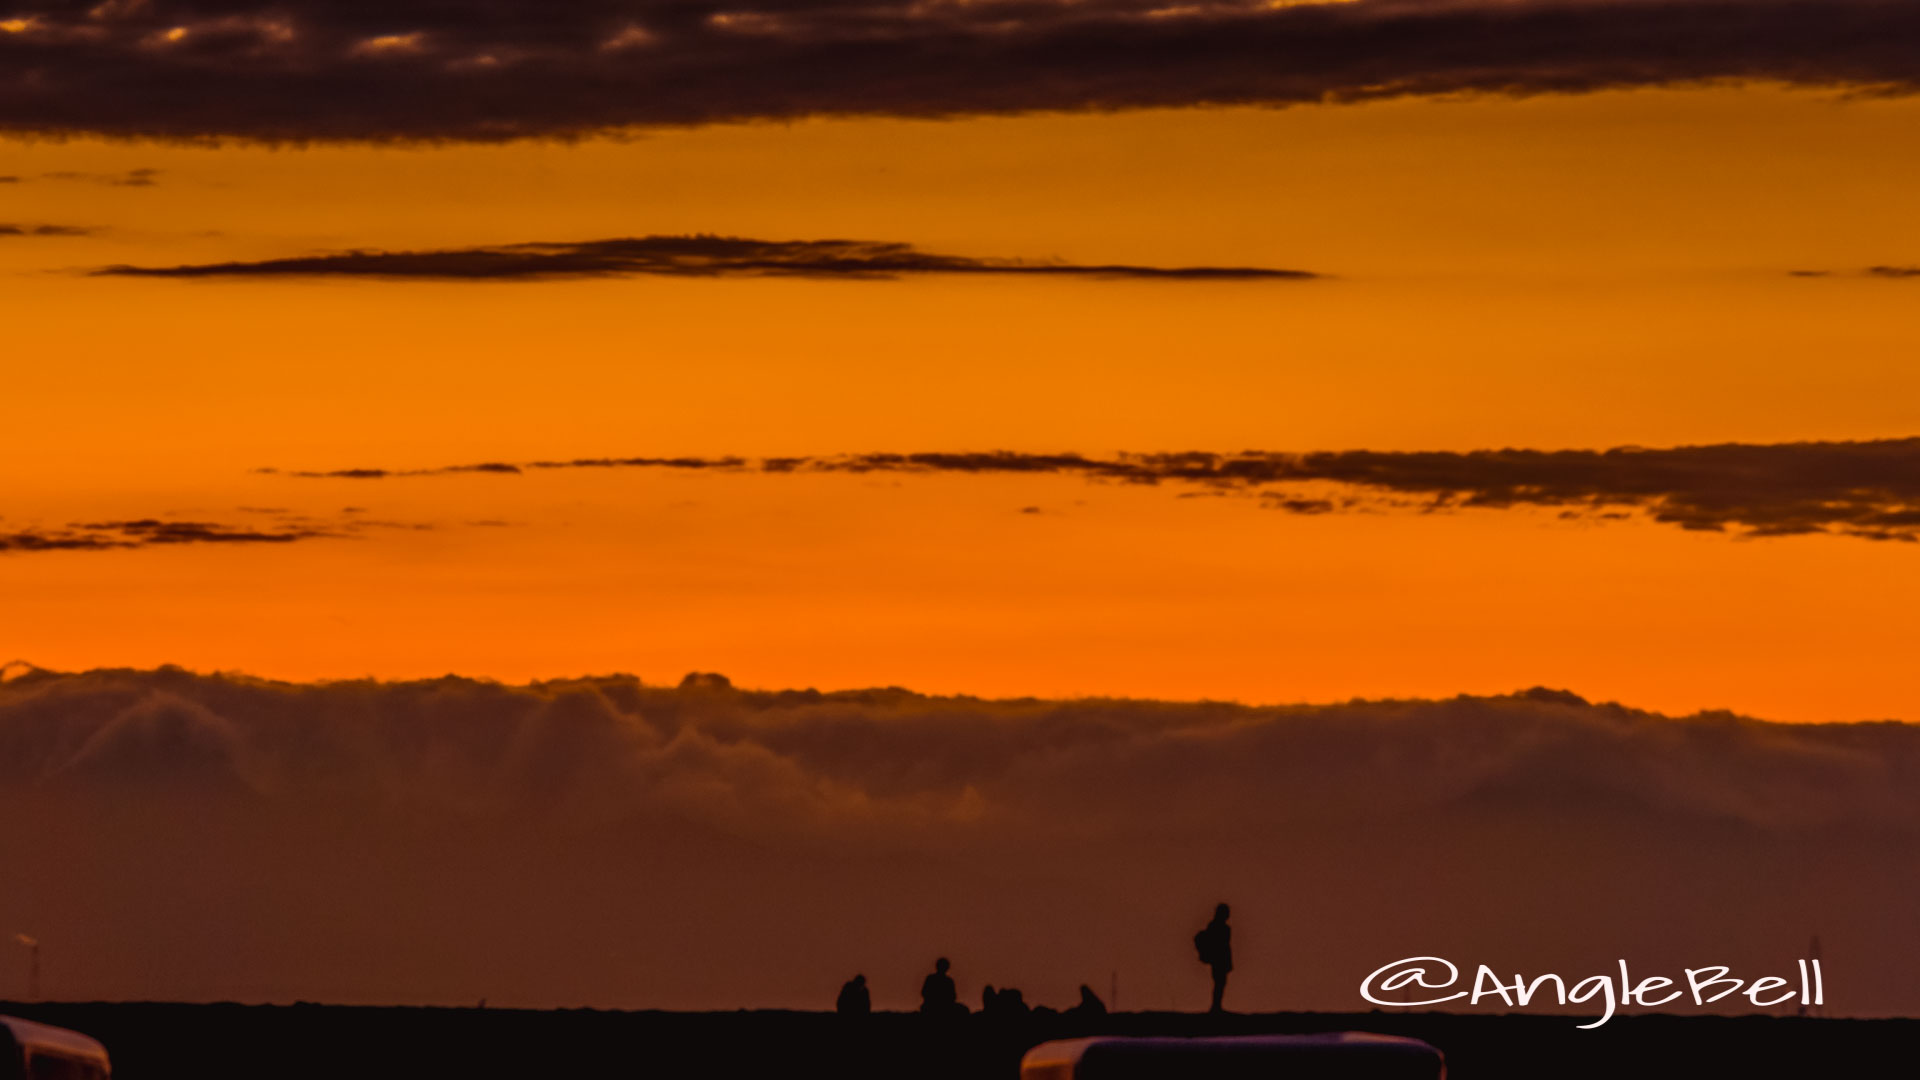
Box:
[1066,984,1107,1018]
[837,973,871,1015]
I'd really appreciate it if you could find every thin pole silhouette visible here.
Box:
[1798,935,1825,1018]
[14,935,38,1001]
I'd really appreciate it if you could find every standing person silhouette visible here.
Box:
[1193,903,1233,1013]
[920,957,961,1015]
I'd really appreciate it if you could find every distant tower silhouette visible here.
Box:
[14,935,38,1001]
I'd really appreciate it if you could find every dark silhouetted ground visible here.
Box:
[1,1002,1906,1080]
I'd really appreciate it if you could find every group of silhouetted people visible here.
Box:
[838,958,1113,1019]
[836,902,1235,1016]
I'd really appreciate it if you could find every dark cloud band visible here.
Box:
[2,1,1919,141]
[271,438,1920,543]
[94,235,1314,281]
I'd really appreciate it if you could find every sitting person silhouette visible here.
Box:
[837,973,870,1015]
[1194,903,1233,1013]
[920,957,964,1015]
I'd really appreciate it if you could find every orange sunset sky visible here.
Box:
[7,86,1920,722]
[8,0,1920,1014]
[3,88,1918,724]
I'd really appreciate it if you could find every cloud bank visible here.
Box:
[0,666,1915,1011]
[94,235,1314,281]
[2,1,1919,140]
[6,667,1911,833]
[272,438,1920,543]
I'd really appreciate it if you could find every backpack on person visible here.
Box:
[1194,925,1220,966]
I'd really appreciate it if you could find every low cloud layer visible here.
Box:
[95,235,1313,282]
[5,668,1910,833]
[273,438,1920,543]
[0,667,1914,1011]
[2,1,1919,140]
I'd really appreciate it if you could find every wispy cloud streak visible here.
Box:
[34,168,160,187]
[95,235,1315,282]
[0,224,96,236]
[0,513,426,556]
[265,456,750,480]
[0,169,158,186]
[271,438,1920,543]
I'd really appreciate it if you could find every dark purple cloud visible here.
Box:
[95,235,1314,281]
[1,1,1918,141]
